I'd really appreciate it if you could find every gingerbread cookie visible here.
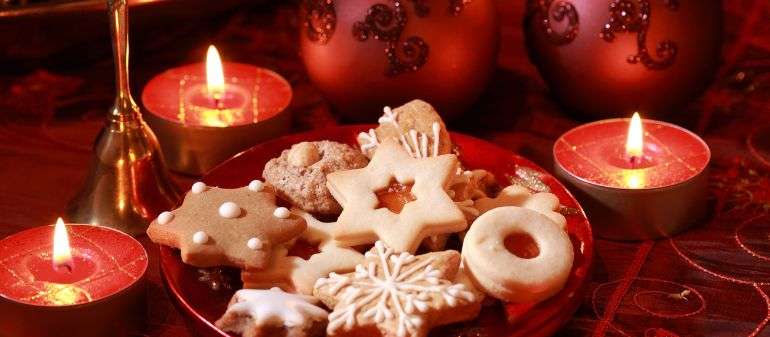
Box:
[242,210,364,295]
[326,139,467,253]
[314,241,480,337]
[147,182,306,269]
[462,207,574,303]
[474,184,567,229]
[357,100,453,159]
[263,141,368,215]
[215,287,328,337]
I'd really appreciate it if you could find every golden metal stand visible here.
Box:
[66,0,180,236]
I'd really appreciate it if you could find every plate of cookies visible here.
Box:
[152,100,593,337]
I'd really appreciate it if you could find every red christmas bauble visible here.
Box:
[300,0,499,121]
[525,0,722,119]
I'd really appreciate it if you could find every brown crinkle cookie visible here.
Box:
[263,140,368,215]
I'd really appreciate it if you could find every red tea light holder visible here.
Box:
[0,219,148,337]
[142,45,292,175]
[553,113,711,241]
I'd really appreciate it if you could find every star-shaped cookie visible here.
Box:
[314,241,480,337]
[147,183,306,269]
[242,210,364,295]
[326,140,467,253]
[215,287,328,337]
[474,184,566,229]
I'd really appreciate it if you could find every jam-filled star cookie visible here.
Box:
[314,241,480,337]
[147,182,306,269]
[242,210,364,295]
[216,287,328,337]
[326,139,467,253]
[357,100,453,159]
[264,141,369,215]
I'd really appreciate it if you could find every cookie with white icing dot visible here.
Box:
[263,140,368,215]
[313,241,481,337]
[357,99,453,159]
[215,287,328,337]
[147,184,306,269]
[242,210,364,295]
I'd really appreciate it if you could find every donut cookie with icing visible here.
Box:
[462,206,573,303]
[242,210,364,295]
[147,182,306,269]
[264,141,369,215]
[313,241,481,337]
[357,99,453,159]
[326,139,467,253]
[215,287,328,337]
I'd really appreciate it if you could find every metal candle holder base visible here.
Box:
[66,0,180,236]
[554,164,709,241]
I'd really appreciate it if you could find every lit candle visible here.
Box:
[553,114,710,240]
[142,45,293,174]
[0,219,148,337]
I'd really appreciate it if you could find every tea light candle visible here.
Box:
[0,219,148,337]
[553,113,710,240]
[142,45,292,175]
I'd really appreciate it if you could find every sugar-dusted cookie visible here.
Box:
[215,287,328,337]
[462,207,574,303]
[357,100,453,159]
[264,141,369,215]
[147,182,306,269]
[314,241,481,337]
[474,184,567,230]
[242,210,365,295]
[326,139,467,253]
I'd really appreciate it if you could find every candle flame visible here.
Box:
[52,217,73,270]
[625,112,644,159]
[206,45,225,101]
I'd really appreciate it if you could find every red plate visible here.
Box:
[159,125,593,337]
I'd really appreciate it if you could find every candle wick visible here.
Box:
[56,263,73,273]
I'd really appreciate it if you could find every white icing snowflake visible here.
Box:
[315,241,475,337]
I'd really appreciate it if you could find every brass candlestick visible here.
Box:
[66,0,180,236]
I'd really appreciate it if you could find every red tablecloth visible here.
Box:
[1,1,769,336]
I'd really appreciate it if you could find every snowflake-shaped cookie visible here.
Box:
[215,287,328,337]
[327,140,467,253]
[242,210,364,295]
[147,182,306,269]
[314,241,480,337]
[474,184,566,229]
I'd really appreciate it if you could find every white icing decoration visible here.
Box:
[218,202,241,218]
[191,181,207,194]
[431,122,440,157]
[192,231,209,244]
[315,241,475,337]
[247,237,264,250]
[273,207,290,219]
[378,106,399,128]
[363,105,443,159]
[248,180,265,192]
[157,211,174,225]
[358,129,379,152]
[220,288,328,330]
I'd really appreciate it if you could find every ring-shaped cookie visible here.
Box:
[462,206,573,303]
